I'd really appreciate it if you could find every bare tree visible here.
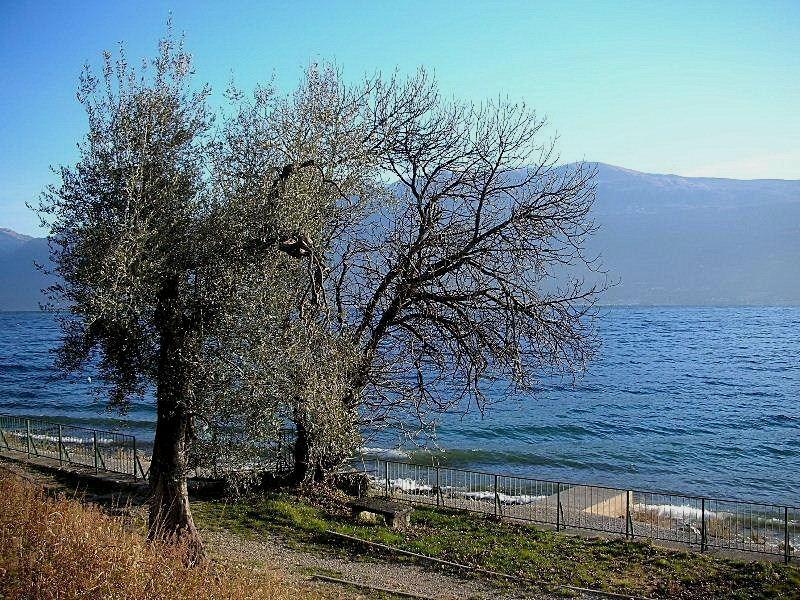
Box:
[292,72,604,478]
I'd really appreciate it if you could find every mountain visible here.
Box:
[0,227,33,255]
[585,164,800,305]
[0,230,52,311]
[1,164,799,309]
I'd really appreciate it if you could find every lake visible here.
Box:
[1,307,798,504]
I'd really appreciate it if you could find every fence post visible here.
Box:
[93,430,99,473]
[436,467,441,507]
[384,461,389,498]
[136,453,147,481]
[494,474,499,518]
[556,483,561,532]
[785,506,791,564]
[132,437,137,478]
[701,498,707,552]
[58,424,63,466]
[625,491,631,540]
[25,419,31,459]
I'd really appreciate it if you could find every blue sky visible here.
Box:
[1,1,798,236]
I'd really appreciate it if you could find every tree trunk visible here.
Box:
[291,418,316,484]
[149,399,203,561]
[291,412,351,485]
[148,276,204,563]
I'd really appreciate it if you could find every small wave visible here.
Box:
[763,414,799,427]
[360,447,411,460]
[371,477,433,493]
[634,503,716,521]
[6,431,116,445]
[756,444,799,457]
[368,476,546,505]
[464,491,546,505]
[702,379,738,388]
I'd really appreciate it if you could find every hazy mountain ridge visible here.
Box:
[584,164,800,305]
[0,227,33,255]
[0,233,52,311]
[2,163,799,309]
[591,163,800,212]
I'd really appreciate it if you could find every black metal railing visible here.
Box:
[357,458,799,564]
[0,414,148,479]
[2,415,795,563]
[0,414,296,480]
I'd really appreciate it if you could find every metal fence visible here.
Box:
[275,428,295,473]
[0,414,147,479]
[2,415,796,563]
[0,415,296,481]
[358,458,799,564]
[205,427,296,477]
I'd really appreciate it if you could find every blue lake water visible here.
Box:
[1,307,798,504]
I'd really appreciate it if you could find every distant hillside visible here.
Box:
[1,164,799,309]
[0,230,52,311]
[0,228,33,255]
[586,164,800,305]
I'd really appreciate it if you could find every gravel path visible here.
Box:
[202,528,569,600]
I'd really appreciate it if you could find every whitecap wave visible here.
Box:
[6,431,115,445]
[368,474,545,504]
[464,490,546,505]
[360,447,411,459]
[368,477,433,493]
[634,503,716,521]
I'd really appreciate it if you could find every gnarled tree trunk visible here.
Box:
[149,396,203,561]
[291,417,319,484]
[148,276,204,563]
[291,405,355,485]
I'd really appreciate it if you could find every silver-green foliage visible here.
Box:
[38,34,214,406]
[36,35,366,477]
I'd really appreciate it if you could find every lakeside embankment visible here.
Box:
[3,412,798,565]
[2,458,799,600]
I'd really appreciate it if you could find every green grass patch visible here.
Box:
[192,493,800,600]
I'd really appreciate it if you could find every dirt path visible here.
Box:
[202,527,564,600]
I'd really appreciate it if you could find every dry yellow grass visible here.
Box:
[0,471,325,600]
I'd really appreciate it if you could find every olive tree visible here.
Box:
[36,37,353,558]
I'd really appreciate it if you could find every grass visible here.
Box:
[193,491,800,600]
[0,471,329,600]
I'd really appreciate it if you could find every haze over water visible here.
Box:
[1,306,798,504]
